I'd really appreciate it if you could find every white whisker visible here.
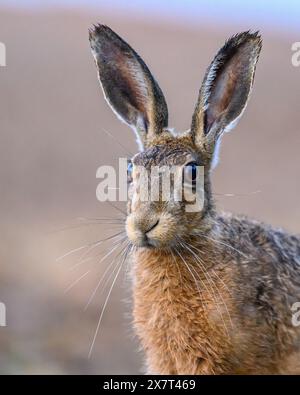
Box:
[88,244,130,358]
[64,270,91,294]
[84,240,127,310]
[198,233,249,259]
[181,240,233,333]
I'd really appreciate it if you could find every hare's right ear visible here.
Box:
[191,32,262,166]
[89,24,168,151]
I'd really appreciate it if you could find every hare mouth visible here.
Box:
[130,234,164,249]
[126,212,178,249]
[129,233,178,250]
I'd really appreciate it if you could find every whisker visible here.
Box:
[177,238,229,335]
[69,232,126,271]
[105,200,127,217]
[102,127,133,157]
[56,244,91,262]
[123,243,134,282]
[64,269,91,294]
[57,231,124,263]
[88,262,123,358]
[198,233,249,259]
[76,216,124,223]
[68,234,125,272]
[174,245,203,303]
[96,236,127,266]
[212,190,261,198]
[181,240,233,332]
[84,240,127,310]
[88,243,130,358]
[49,218,124,234]
[188,243,234,299]
[173,244,216,368]
[177,240,226,331]
[169,247,183,286]
[69,255,94,270]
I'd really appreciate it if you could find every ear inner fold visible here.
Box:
[191,31,262,155]
[89,24,168,149]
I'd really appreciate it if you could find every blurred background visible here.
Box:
[0,0,300,374]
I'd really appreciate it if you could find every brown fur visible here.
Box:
[129,133,300,374]
[89,25,300,374]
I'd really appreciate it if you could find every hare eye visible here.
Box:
[184,162,198,185]
[127,161,133,183]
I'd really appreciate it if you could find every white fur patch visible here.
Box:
[211,137,221,169]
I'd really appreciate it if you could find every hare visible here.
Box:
[89,25,300,374]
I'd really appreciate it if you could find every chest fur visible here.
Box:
[131,249,234,374]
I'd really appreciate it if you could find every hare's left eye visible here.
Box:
[183,162,198,185]
[127,161,133,183]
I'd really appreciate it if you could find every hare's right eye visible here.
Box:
[183,161,198,186]
[127,161,133,183]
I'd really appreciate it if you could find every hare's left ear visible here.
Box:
[191,31,262,166]
[89,24,168,151]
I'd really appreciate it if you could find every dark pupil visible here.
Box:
[187,162,197,184]
[190,164,197,181]
[127,162,133,176]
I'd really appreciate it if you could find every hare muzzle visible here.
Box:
[126,211,177,248]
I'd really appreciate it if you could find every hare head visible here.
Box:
[89,25,262,249]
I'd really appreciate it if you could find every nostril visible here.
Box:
[145,220,159,234]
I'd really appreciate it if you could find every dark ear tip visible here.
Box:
[226,30,263,51]
[88,23,111,42]
[245,30,262,48]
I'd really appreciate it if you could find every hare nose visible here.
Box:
[144,219,159,234]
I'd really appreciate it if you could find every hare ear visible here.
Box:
[89,24,168,151]
[191,31,262,165]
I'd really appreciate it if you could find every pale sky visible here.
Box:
[1,0,300,33]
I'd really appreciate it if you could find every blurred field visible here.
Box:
[0,7,300,374]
